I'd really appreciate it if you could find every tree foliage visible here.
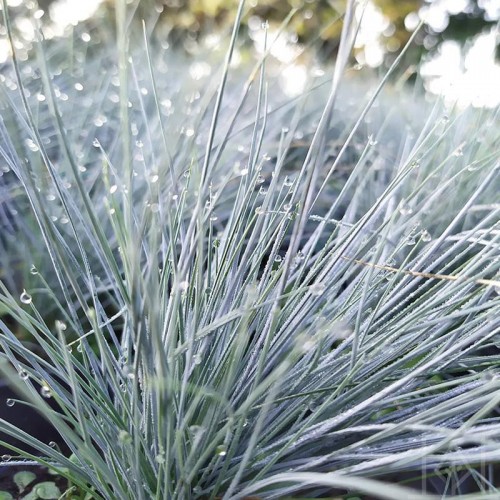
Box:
[27,0,500,66]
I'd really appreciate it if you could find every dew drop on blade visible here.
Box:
[20,290,32,304]
[41,385,52,398]
[310,282,326,296]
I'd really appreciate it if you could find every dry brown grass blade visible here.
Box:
[341,256,500,288]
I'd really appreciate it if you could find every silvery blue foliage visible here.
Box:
[0,1,499,498]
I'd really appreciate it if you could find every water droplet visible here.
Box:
[30,265,38,275]
[259,187,268,195]
[406,235,416,246]
[420,229,432,242]
[74,82,83,91]
[6,399,15,407]
[37,93,46,102]
[283,177,294,187]
[482,370,498,382]
[256,175,265,185]
[189,425,205,440]
[118,430,132,445]
[193,354,202,365]
[293,251,305,266]
[410,160,420,168]
[20,290,32,304]
[442,114,449,124]
[25,139,39,152]
[122,365,135,380]
[1,455,11,462]
[274,255,282,263]
[283,203,292,211]
[310,282,326,296]
[109,185,118,194]
[466,162,480,172]
[398,200,413,216]
[92,138,100,148]
[255,206,264,215]
[41,385,52,398]
[49,441,57,448]
[216,445,227,456]
[368,134,378,146]
[453,147,463,157]
[209,214,218,222]
[94,115,107,127]
[19,369,29,380]
[261,20,269,30]
[300,338,316,352]
[55,320,67,331]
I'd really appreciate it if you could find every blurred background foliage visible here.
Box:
[25,0,499,66]
[3,0,498,66]
[0,0,499,107]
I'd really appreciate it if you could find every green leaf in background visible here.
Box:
[14,471,37,493]
[22,482,61,500]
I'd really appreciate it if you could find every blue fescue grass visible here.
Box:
[0,0,499,498]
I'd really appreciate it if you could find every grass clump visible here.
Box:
[0,0,499,498]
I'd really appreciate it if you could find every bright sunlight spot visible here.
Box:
[0,0,104,62]
[49,0,104,28]
[421,30,500,108]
